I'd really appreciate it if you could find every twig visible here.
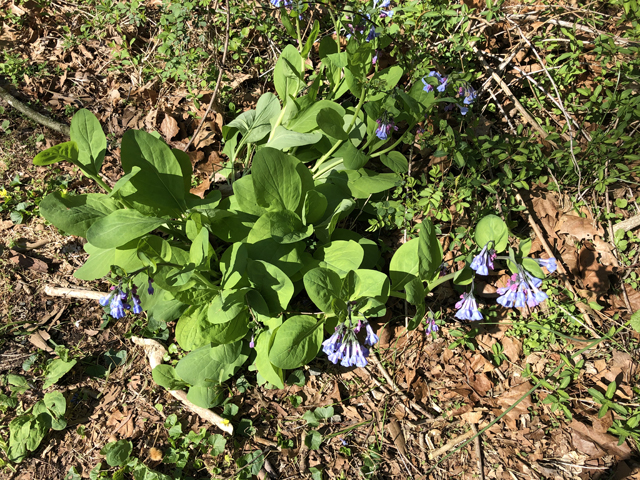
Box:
[471,423,486,480]
[513,193,601,338]
[184,0,231,152]
[472,47,562,146]
[42,285,105,300]
[0,85,70,136]
[130,336,233,434]
[613,214,640,234]
[428,427,479,459]
[368,353,435,419]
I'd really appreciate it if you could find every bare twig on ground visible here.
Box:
[513,193,601,338]
[428,427,480,459]
[368,353,435,419]
[184,0,231,152]
[0,85,70,136]
[130,336,233,434]
[613,214,640,234]
[42,285,105,301]
[471,423,486,480]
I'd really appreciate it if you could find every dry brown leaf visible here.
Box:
[592,237,618,267]
[468,372,493,397]
[556,214,604,241]
[501,336,522,363]
[28,330,53,352]
[569,419,632,459]
[496,381,533,429]
[160,115,180,141]
[9,250,48,273]
[387,419,407,456]
[0,220,13,231]
[460,410,484,425]
[578,244,612,295]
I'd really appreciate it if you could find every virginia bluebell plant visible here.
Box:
[425,310,439,334]
[455,291,483,321]
[458,84,477,115]
[271,0,292,8]
[496,271,548,309]
[422,71,448,93]
[99,277,153,320]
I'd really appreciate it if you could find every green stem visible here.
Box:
[369,120,418,158]
[268,104,288,142]
[312,158,344,180]
[91,175,112,194]
[328,8,341,54]
[427,271,456,290]
[428,317,633,473]
[296,16,302,51]
[312,87,368,173]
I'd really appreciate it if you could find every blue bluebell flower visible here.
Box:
[109,291,126,320]
[271,0,292,8]
[422,71,448,93]
[99,287,116,307]
[455,292,483,321]
[249,335,255,349]
[375,117,397,140]
[148,277,155,295]
[459,85,477,105]
[536,257,557,273]
[470,244,496,276]
[366,25,379,42]
[458,106,469,115]
[425,312,438,334]
[364,323,379,347]
[497,272,548,309]
[323,320,377,367]
[132,294,143,315]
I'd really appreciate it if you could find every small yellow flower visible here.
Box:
[0,189,8,199]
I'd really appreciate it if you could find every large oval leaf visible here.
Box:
[268,315,323,370]
[86,209,166,249]
[39,192,118,237]
[175,342,249,386]
[70,108,106,176]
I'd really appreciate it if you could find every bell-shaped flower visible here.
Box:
[455,292,483,321]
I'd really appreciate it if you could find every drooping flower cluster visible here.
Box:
[99,280,153,320]
[373,0,394,18]
[457,85,477,115]
[425,311,439,334]
[496,271,548,309]
[422,71,448,93]
[470,243,496,276]
[455,292,483,321]
[536,257,557,273]
[375,116,398,140]
[271,0,292,8]
[322,319,379,368]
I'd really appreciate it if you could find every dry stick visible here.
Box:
[613,214,640,234]
[0,85,70,136]
[368,353,435,419]
[472,47,564,146]
[43,285,105,301]
[471,424,486,480]
[183,0,231,152]
[513,193,601,338]
[130,336,233,434]
[428,426,485,459]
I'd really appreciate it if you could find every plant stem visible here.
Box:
[312,158,344,180]
[268,104,288,142]
[296,16,303,51]
[369,120,418,158]
[312,87,368,173]
[91,175,112,194]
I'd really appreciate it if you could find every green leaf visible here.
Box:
[233,175,268,217]
[347,170,400,199]
[380,151,408,174]
[43,391,66,418]
[39,192,119,237]
[152,364,188,390]
[70,108,107,177]
[101,440,132,467]
[274,45,304,105]
[176,342,249,386]
[315,198,355,243]
[120,129,186,216]
[389,238,420,290]
[339,141,370,170]
[74,243,115,280]
[254,331,284,389]
[405,276,426,330]
[475,215,509,253]
[220,243,248,289]
[108,166,141,198]
[86,210,167,249]
[418,219,442,282]
[630,310,640,334]
[522,257,545,279]
[305,430,323,450]
[352,269,390,307]
[303,267,345,314]
[33,141,79,166]
[189,227,211,267]
[266,126,322,150]
[248,210,313,244]
[186,385,227,409]
[367,66,404,101]
[228,93,281,144]
[247,259,294,315]
[301,20,320,57]
[252,147,302,212]
[316,108,348,140]
[43,358,77,389]
[269,315,324,370]
[287,100,345,133]
[236,450,264,479]
[302,190,328,225]
[207,290,248,325]
[314,240,364,277]
[246,240,305,277]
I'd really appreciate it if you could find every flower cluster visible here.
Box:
[536,257,557,273]
[457,85,477,115]
[322,319,379,368]
[375,116,398,140]
[99,279,154,320]
[497,271,548,309]
[271,0,292,8]
[422,71,448,93]
[373,0,393,18]
[470,243,496,276]
[455,292,483,321]
[425,311,439,334]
